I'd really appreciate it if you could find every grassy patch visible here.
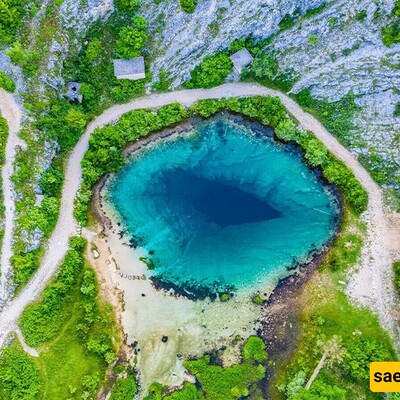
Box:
[18,237,119,399]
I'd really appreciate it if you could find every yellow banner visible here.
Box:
[370,362,400,392]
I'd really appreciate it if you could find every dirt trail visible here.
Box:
[0,89,23,307]
[0,82,398,348]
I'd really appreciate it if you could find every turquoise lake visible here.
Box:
[107,117,339,292]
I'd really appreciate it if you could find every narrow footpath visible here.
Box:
[0,89,23,307]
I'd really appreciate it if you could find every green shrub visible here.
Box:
[251,53,278,80]
[343,337,387,380]
[394,102,400,117]
[114,0,140,12]
[0,71,16,92]
[394,0,400,17]
[0,0,25,44]
[11,250,40,286]
[35,100,87,152]
[289,380,346,399]
[164,383,199,399]
[381,23,400,46]
[179,0,196,13]
[303,138,328,167]
[308,35,318,45]
[64,108,87,130]
[322,157,368,215]
[110,375,138,400]
[381,0,400,47]
[0,115,8,165]
[39,164,64,197]
[220,293,230,301]
[0,345,42,400]
[242,336,267,363]
[185,52,232,88]
[251,294,263,305]
[152,69,171,92]
[356,10,367,22]
[279,12,299,30]
[7,43,40,77]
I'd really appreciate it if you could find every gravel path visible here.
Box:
[0,89,23,307]
[0,82,398,349]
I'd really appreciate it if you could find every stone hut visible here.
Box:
[67,82,83,103]
[230,48,254,73]
[113,57,146,80]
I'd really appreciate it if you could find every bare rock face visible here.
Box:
[143,0,326,87]
[141,0,400,193]
[59,0,114,34]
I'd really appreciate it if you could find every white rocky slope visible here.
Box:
[142,0,400,191]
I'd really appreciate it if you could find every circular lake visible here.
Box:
[105,116,340,293]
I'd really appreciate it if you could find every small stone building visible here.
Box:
[230,48,254,74]
[67,82,83,103]
[113,57,146,80]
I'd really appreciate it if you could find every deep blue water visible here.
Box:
[107,117,339,290]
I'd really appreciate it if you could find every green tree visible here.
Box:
[116,16,147,59]
[185,52,233,88]
[39,165,64,197]
[305,336,345,389]
[242,336,267,363]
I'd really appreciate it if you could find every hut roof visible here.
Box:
[230,49,254,72]
[113,57,145,79]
